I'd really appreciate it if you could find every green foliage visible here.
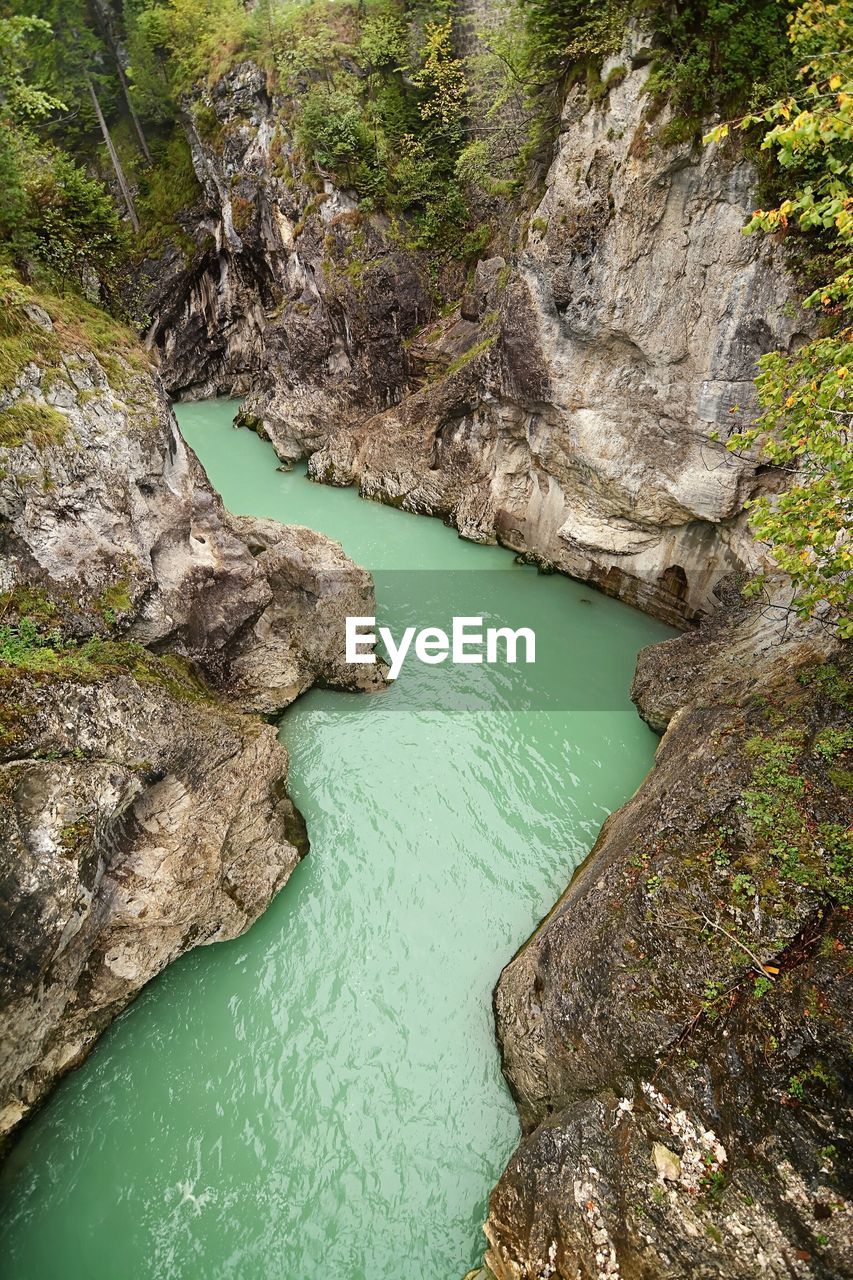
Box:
[707,0,852,633]
[730,335,852,630]
[813,725,853,760]
[743,728,853,904]
[125,0,250,100]
[0,265,149,397]
[0,398,67,449]
[0,6,131,305]
[410,17,467,141]
[18,148,130,299]
[270,2,471,251]
[135,129,204,259]
[360,10,408,72]
[0,617,216,704]
[0,14,65,121]
[298,84,378,182]
[644,0,792,117]
[518,0,629,78]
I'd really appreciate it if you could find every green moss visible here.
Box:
[60,818,93,858]
[135,129,203,263]
[0,618,218,707]
[234,408,270,440]
[0,400,67,449]
[797,663,852,710]
[0,585,58,626]
[604,64,628,91]
[96,581,134,625]
[742,725,853,905]
[444,334,497,377]
[657,115,701,147]
[0,265,150,399]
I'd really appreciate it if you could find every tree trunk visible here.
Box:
[88,0,152,164]
[85,72,140,232]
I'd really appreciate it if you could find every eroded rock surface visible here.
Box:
[485,602,852,1279]
[0,666,304,1138]
[144,60,431,455]
[148,42,807,626]
[0,332,382,1142]
[309,50,804,625]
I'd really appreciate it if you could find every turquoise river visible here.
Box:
[0,400,671,1279]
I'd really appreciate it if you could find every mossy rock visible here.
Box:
[0,400,68,450]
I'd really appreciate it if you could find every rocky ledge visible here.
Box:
[0,303,382,1143]
[484,597,851,1279]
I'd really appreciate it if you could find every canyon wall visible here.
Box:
[0,316,381,1141]
[147,35,803,625]
[484,602,851,1280]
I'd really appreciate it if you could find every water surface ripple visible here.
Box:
[0,400,671,1279]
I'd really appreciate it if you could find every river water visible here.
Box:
[0,400,671,1279]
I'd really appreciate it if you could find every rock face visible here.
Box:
[144,61,431,457]
[149,43,805,626]
[0,664,304,1140]
[0,321,382,1142]
[485,600,852,1279]
[309,51,804,625]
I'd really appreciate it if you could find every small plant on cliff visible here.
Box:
[0,398,67,449]
[706,0,853,636]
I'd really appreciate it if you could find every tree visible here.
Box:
[0,14,66,121]
[707,0,853,635]
[411,18,467,143]
[89,0,152,163]
[0,11,128,303]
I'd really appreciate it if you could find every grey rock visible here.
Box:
[306,63,805,625]
[485,602,852,1279]
[0,341,384,1142]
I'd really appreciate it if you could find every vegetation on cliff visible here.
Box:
[709,0,853,635]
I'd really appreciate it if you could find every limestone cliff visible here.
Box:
[147,38,803,626]
[143,61,431,453]
[483,600,851,1280]
[308,50,803,625]
[0,303,381,1142]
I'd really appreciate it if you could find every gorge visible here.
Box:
[0,2,850,1278]
[0,398,670,1279]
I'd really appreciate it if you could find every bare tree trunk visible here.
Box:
[88,0,152,164]
[85,72,140,232]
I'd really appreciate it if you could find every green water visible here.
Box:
[0,400,671,1279]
